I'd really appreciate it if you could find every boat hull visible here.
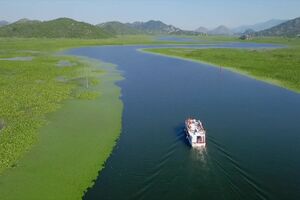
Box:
[186,130,206,148]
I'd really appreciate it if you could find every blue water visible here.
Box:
[67,43,300,200]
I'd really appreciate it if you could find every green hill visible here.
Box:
[98,20,201,35]
[97,21,141,35]
[255,17,300,37]
[129,20,181,34]
[0,18,113,38]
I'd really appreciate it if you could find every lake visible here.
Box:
[67,43,300,200]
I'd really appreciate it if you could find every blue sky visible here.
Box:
[1,0,300,29]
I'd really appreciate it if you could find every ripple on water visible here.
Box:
[208,136,270,200]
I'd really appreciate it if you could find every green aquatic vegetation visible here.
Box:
[145,38,300,93]
[0,38,122,173]
[0,119,5,131]
[0,52,88,173]
[0,38,124,199]
[90,77,100,86]
[76,91,100,100]
[0,59,123,200]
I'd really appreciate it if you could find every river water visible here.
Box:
[67,43,300,200]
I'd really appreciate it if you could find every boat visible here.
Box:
[185,118,206,147]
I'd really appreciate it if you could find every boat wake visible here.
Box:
[207,135,271,200]
[131,128,271,200]
[131,130,183,199]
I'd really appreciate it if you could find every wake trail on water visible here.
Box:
[208,135,270,200]
[131,128,271,200]
[131,129,185,199]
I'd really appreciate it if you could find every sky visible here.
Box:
[1,0,300,30]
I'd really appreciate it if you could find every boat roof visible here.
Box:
[186,118,205,132]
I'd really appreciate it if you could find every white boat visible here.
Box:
[185,118,206,147]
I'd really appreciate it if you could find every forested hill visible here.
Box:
[0,18,113,38]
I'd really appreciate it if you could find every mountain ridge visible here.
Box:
[99,20,202,35]
[254,17,300,37]
[232,19,287,33]
[208,25,232,35]
[0,17,113,38]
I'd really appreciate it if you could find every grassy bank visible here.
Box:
[144,38,300,93]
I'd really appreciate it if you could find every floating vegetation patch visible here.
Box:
[75,91,100,100]
[90,77,100,86]
[91,69,104,74]
[0,50,89,173]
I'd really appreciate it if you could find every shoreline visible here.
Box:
[140,48,300,94]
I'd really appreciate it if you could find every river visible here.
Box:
[67,43,300,200]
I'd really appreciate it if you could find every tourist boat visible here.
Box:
[185,118,206,147]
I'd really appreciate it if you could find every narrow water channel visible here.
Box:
[67,43,300,200]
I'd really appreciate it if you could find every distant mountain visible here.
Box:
[14,18,41,24]
[97,21,141,35]
[0,18,113,38]
[208,25,232,35]
[98,20,190,35]
[171,29,204,36]
[233,19,287,33]
[243,28,255,35]
[195,26,208,34]
[255,17,300,37]
[128,20,181,34]
[0,20,9,27]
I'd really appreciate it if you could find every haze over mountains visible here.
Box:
[255,17,300,37]
[194,19,290,35]
[0,17,299,38]
[232,19,287,33]
[98,20,181,35]
[208,25,232,35]
[0,20,9,27]
[195,26,209,34]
